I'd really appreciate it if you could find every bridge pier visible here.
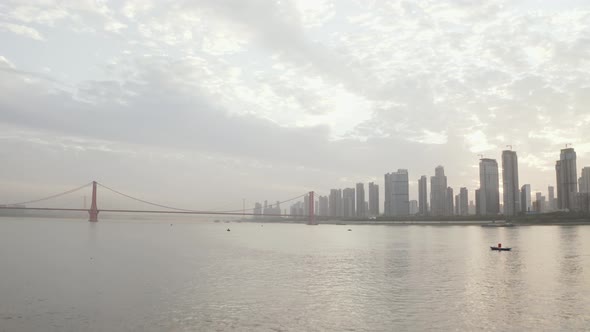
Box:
[88,181,99,222]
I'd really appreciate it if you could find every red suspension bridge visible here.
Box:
[0,181,317,225]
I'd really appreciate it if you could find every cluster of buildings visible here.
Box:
[254,148,590,219]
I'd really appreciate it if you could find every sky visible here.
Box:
[0,0,589,211]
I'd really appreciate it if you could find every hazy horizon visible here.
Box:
[1,0,589,210]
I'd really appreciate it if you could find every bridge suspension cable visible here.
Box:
[97,182,308,213]
[96,182,200,212]
[1,182,93,206]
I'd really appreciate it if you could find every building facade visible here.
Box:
[318,195,329,217]
[409,200,418,215]
[479,158,500,215]
[502,150,520,216]
[445,187,454,216]
[384,169,409,217]
[459,187,468,216]
[342,188,356,218]
[548,186,555,211]
[579,167,590,193]
[520,184,531,213]
[356,183,365,218]
[556,148,578,211]
[418,175,428,215]
[329,189,342,217]
[430,166,447,216]
[368,182,379,217]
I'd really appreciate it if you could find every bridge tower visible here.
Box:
[88,181,99,222]
[308,191,315,225]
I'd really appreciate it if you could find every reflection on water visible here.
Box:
[0,218,589,331]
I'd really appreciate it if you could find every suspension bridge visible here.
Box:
[0,181,317,224]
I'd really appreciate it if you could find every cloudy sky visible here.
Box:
[1,0,589,211]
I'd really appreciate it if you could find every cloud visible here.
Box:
[0,22,44,40]
[0,0,589,207]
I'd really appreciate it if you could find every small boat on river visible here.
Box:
[490,246,511,251]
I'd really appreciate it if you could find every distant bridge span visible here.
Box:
[0,181,317,224]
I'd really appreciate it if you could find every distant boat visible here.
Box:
[226,228,230,232]
[214,220,220,223]
[490,246,511,251]
[482,223,515,227]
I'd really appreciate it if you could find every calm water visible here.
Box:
[1,217,589,331]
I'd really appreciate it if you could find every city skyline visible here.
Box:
[0,1,589,210]
[278,147,588,218]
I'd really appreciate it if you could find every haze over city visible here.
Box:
[1,0,589,210]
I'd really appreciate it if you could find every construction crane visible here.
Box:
[506,145,513,150]
[566,143,572,148]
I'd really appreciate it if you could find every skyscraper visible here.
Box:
[475,189,481,215]
[342,188,356,218]
[479,158,500,215]
[445,187,454,216]
[418,175,428,215]
[368,182,379,217]
[534,192,546,213]
[430,166,447,216]
[459,187,468,216]
[520,184,531,213]
[579,167,590,193]
[356,183,365,217]
[384,169,409,217]
[556,148,578,210]
[502,150,520,216]
[329,189,342,217]
[548,186,555,211]
[318,195,329,216]
[409,200,418,215]
[254,202,262,215]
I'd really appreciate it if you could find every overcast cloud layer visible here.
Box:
[1,0,589,210]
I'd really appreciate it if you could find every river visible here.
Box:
[1,217,589,331]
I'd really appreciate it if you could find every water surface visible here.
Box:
[1,217,589,331]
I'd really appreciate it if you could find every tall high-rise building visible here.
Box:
[475,189,481,215]
[329,189,342,217]
[520,184,531,213]
[342,188,356,218]
[445,187,454,216]
[579,167,590,193]
[318,195,329,217]
[548,186,555,211]
[254,202,262,215]
[468,199,475,215]
[418,175,428,215]
[534,192,546,213]
[479,158,500,215]
[502,150,520,216]
[384,169,409,217]
[430,166,447,216]
[556,148,578,210]
[454,195,460,215]
[368,182,380,217]
[356,183,365,217]
[459,187,468,216]
[409,200,418,215]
